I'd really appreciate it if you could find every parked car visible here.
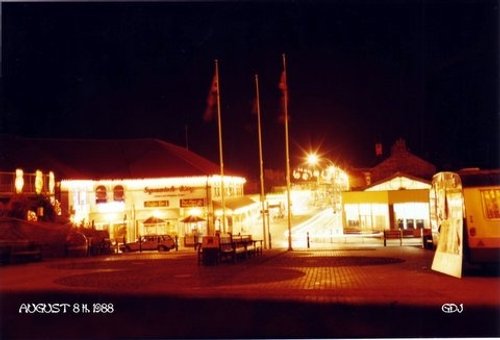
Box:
[120,235,176,252]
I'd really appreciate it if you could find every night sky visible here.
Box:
[1,1,498,179]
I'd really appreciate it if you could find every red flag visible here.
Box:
[251,93,260,115]
[203,72,218,122]
[278,70,288,123]
[279,70,287,92]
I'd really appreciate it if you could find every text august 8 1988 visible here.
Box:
[19,303,114,314]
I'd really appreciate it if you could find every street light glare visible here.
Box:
[306,153,319,166]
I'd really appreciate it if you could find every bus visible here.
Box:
[430,169,500,277]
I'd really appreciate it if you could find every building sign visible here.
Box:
[180,198,205,208]
[144,186,194,195]
[144,200,169,208]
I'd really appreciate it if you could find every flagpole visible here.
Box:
[282,53,293,251]
[255,74,268,249]
[215,59,226,234]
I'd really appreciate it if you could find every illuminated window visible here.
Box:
[95,185,107,204]
[113,185,125,202]
[406,219,415,229]
[397,219,404,229]
[345,205,360,228]
[481,189,500,219]
[374,215,386,229]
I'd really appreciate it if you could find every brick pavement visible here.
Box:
[1,244,499,339]
[1,244,498,307]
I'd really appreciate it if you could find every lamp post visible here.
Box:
[304,152,349,212]
[306,153,321,206]
[294,152,350,241]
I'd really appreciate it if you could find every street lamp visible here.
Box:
[303,152,350,239]
[303,152,350,209]
[306,153,319,167]
[305,152,322,205]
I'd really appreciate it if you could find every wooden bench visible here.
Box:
[197,234,263,265]
[221,235,252,263]
[197,236,220,265]
[248,239,263,257]
[419,228,434,249]
[219,235,237,263]
[384,228,434,248]
[383,229,402,246]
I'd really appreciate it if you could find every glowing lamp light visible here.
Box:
[49,171,55,194]
[152,210,165,218]
[189,208,202,216]
[15,169,24,194]
[106,213,118,224]
[293,170,301,179]
[35,170,43,194]
[96,201,125,213]
[306,153,319,166]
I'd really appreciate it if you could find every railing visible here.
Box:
[0,171,52,195]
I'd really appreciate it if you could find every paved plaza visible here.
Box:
[1,244,499,338]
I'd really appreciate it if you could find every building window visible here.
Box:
[406,219,415,229]
[113,185,125,202]
[96,185,107,204]
[416,219,424,229]
[397,219,404,229]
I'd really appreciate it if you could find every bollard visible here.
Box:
[307,232,310,249]
[175,235,179,251]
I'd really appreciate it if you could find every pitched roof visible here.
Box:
[363,171,431,191]
[0,136,226,180]
[369,138,436,182]
[213,196,257,211]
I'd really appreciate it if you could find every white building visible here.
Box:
[0,136,258,243]
[342,172,431,233]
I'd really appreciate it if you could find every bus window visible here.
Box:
[481,189,500,219]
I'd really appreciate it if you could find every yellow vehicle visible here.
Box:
[430,169,500,277]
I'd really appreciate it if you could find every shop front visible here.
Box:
[212,196,260,237]
[62,175,246,244]
[342,174,431,234]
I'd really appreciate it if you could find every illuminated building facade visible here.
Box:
[342,173,431,233]
[0,136,253,242]
[62,175,247,242]
[342,139,436,233]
